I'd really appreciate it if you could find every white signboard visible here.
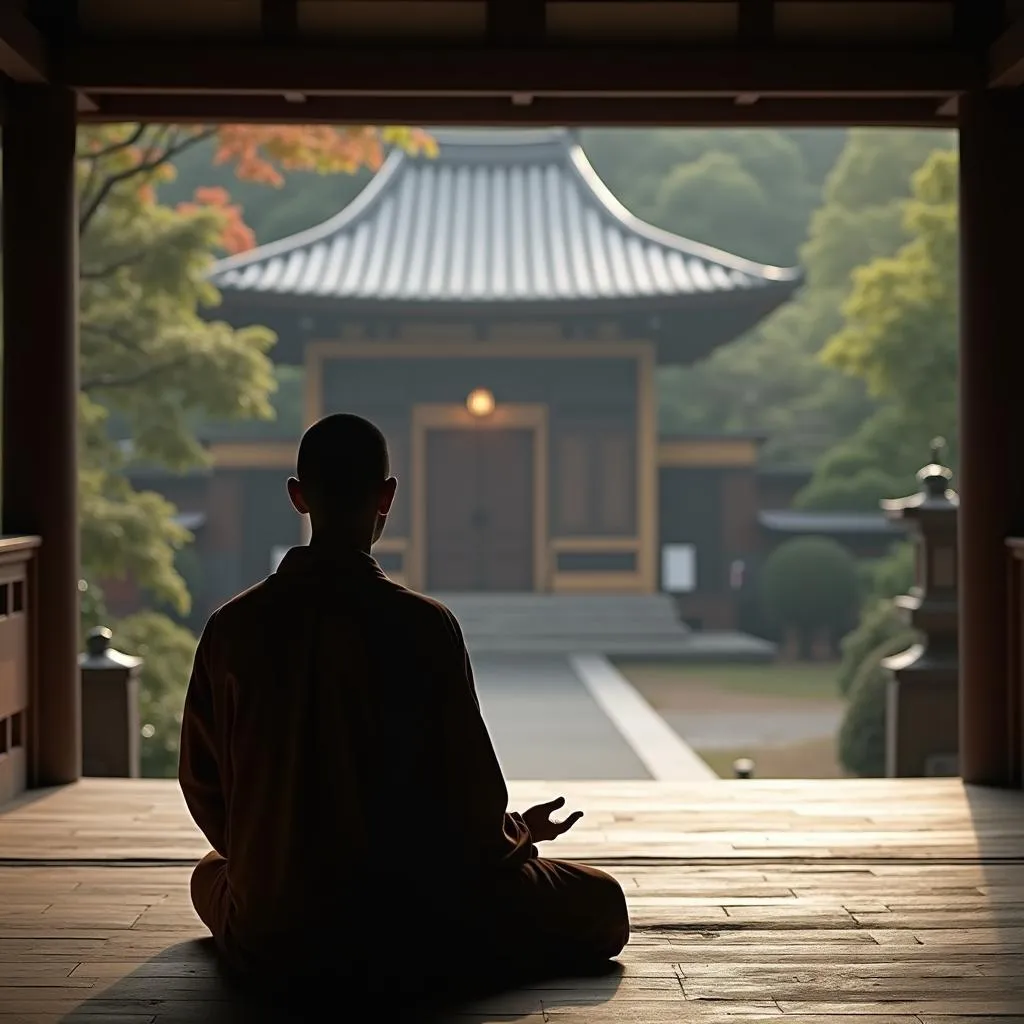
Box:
[661,544,696,593]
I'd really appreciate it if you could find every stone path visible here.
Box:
[473,653,652,780]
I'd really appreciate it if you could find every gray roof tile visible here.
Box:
[208,129,800,306]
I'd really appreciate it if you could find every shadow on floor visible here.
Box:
[60,939,626,1023]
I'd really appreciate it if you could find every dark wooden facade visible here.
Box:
[308,343,653,593]
[123,432,905,630]
[0,0,1022,791]
[658,436,760,629]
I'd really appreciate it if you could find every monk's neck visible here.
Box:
[307,530,373,559]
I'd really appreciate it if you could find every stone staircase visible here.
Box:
[430,593,774,661]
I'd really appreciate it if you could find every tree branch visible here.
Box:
[81,357,192,393]
[80,123,174,231]
[78,126,218,234]
[80,250,149,279]
[80,124,148,161]
[80,321,150,352]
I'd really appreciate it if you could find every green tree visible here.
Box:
[75,123,434,775]
[836,598,917,698]
[835,541,918,775]
[868,541,915,600]
[838,660,889,777]
[79,124,431,610]
[160,137,375,245]
[112,611,200,778]
[652,153,777,266]
[583,128,828,266]
[757,536,862,657]
[798,148,958,509]
[660,129,954,466]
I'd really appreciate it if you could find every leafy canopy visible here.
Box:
[797,148,958,510]
[658,129,953,467]
[76,123,433,774]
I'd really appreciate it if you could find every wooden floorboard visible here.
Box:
[0,779,1020,1022]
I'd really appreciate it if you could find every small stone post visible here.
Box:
[880,440,959,777]
[79,627,142,778]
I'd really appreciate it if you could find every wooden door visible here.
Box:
[425,428,534,591]
[477,429,534,590]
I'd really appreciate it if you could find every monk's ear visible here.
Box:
[379,477,398,515]
[287,477,309,515]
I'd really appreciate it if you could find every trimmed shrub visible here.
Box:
[838,650,891,777]
[837,599,917,697]
[758,536,862,656]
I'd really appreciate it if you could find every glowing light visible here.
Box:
[466,387,496,417]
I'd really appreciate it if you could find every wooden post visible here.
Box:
[958,91,1024,787]
[80,628,142,779]
[1,85,81,786]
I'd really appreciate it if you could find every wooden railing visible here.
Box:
[1006,539,1024,787]
[0,536,39,804]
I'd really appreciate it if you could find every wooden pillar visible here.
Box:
[958,90,1024,787]
[1,85,81,785]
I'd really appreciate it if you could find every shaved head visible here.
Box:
[293,414,391,525]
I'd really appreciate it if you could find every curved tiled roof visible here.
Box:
[208,129,800,307]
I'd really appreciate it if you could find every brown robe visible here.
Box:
[179,546,628,984]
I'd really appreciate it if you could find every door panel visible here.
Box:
[426,428,534,591]
[479,429,534,591]
[426,431,480,591]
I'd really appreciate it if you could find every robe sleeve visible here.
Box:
[438,606,536,870]
[178,614,227,857]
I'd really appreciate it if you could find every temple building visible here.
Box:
[121,129,821,628]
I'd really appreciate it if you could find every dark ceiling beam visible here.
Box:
[954,0,1006,53]
[61,44,980,97]
[989,15,1024,87]
[487,0,546,45]
[78,92,958,129]
[737,0,775,44]
[0,6,49,82]
[260,0,298,40]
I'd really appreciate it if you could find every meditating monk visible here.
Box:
[179,413,629,989]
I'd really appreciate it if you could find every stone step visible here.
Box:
[430,593,689,637]
[428,593,777,662]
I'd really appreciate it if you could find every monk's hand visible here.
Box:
[522,796,583,843]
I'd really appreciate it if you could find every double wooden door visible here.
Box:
[425,428,534,591]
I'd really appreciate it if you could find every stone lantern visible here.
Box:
[79,627,142,778]
[879,439,959,777]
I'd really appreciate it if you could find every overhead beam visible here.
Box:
[0,6,48,82]
[260,0,298,40]
[78,92,959,128]
[60,43,980,97]
[954,0,1005,52]
[487,0,546,45]
[738,0,775,44]
[990,16,1024,87]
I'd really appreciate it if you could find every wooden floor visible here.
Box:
[0,778,1021,1022]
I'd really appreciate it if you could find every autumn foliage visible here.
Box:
[79,123,435,252]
